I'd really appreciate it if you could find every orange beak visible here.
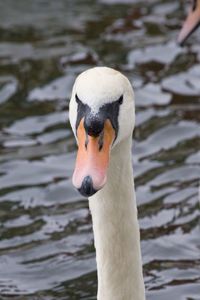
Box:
[72,118,115,197]
[178,0,200,45]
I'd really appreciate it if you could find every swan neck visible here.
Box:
[89,138,145,300]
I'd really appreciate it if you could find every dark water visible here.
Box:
[0,0,199,299]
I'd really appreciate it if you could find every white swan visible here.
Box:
[69,67,145,300]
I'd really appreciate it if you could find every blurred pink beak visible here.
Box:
[178,0,200,45]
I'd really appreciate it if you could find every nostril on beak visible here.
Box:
[84,116,104,137]
[78,176,98,197]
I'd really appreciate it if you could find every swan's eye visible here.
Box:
[75,94,81,104]
[118,95,123,105]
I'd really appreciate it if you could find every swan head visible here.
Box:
[69,67,135,197]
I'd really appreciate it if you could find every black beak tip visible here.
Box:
[78,176,98,197]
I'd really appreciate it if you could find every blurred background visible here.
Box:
[0,0,199,299]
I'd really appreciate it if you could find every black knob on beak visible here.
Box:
[78,176,97,197]
[84,115,104,137]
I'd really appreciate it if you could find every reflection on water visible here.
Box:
[0,0,199,299]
